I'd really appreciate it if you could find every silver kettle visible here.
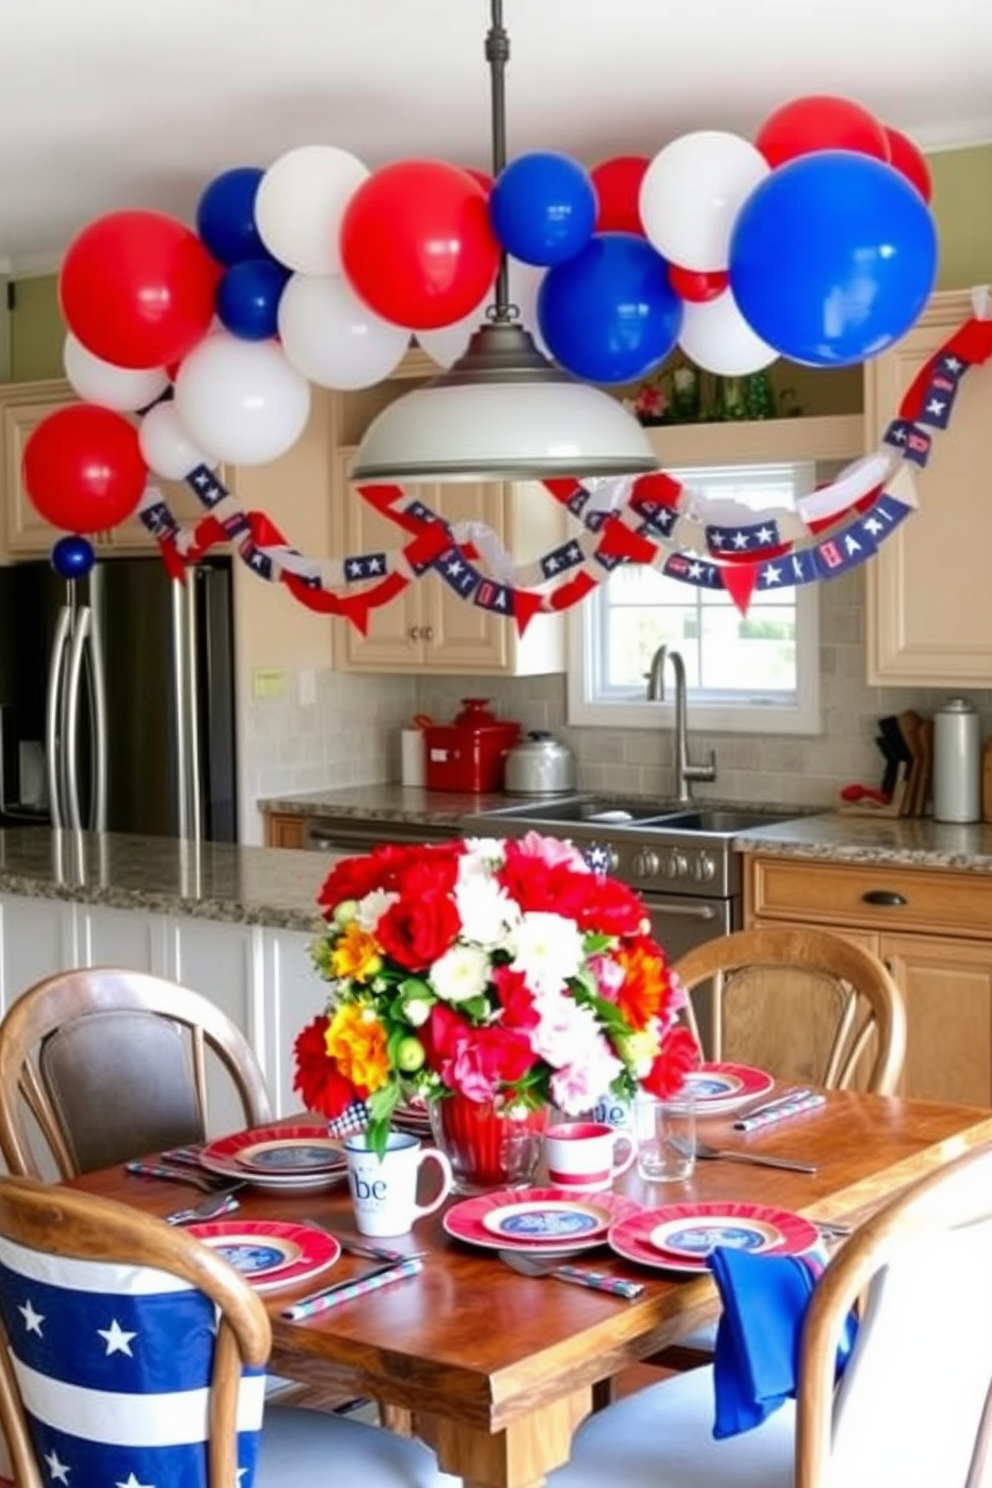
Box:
[503,731,577,796]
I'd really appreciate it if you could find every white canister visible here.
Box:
[933,698,981,823]
[400,728,426,788]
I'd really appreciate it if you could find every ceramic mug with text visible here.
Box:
[544,1120,636,1193]
[344,1131,452,1237]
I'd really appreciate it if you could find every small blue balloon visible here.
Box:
[50,535,96,580]
[196,166,267,266]
[729,151,938,367]
[216,258,291,341]
[490,152,597,267]
[537,232,684,384]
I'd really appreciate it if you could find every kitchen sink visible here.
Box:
[475,797,683,825]
[649,808,789,835]
[469,797,797,836]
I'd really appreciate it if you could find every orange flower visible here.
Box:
[615,941,673,1030]
[330,922,382,983]
[326,1003,391,1095]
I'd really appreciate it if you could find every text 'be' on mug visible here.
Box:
[344,1131,452,1238]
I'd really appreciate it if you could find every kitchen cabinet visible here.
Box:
[0,379,218,560]
[264,812,307,850]
[865,290,992,685]
[744,852,992,1106]
[331,447,565,675]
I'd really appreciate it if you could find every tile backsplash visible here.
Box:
[244,568,992,838]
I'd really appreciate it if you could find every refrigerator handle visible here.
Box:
[45,606,73,829]
[173,577,203,843]
[87,597,109,831]
[64,606,92,832]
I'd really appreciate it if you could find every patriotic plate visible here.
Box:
[481,1198,614,1243]
[684,1064,775,1115]
[444,1187,642,1256]
[187,1220,341,1292]
[608,1202,819,1274]
[199,1125,348,1190]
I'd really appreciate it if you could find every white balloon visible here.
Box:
[255,145,369,276]
[278,273,409,390]
[174,332,312,466]
[640,131,770,273]
[138,401,216,480]
[678,289,779,376]
[63,333,169,413]
[416,259,549,367]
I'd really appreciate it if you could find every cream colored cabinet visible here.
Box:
[745,852,992,1106]
[331,446,565,675]
[264,812,307,850]
[0,378,217,560]
[866,291,992,685]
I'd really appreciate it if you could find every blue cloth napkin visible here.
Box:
[707,1246,857,1440]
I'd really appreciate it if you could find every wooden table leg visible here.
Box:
[419,1385,593,1488]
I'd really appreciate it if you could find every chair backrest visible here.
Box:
[0,1175,271,1488]
[0,968,273,1179]
[673,926,906,1094]
[796,1142,992,1488]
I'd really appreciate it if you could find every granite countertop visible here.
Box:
[0,829,331,932]
[735,812,992,873]
[257,784,521,825]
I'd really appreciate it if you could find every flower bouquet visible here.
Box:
[293,832,700,1163]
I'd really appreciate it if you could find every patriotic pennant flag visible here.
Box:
[705,519,783,557]
[883,419,933,467]
[433,544,482,599]
[0,1237,265,1488]
[915,354,967,430]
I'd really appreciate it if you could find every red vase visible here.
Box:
[428,1094,546,1194]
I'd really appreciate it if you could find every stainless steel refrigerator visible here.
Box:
[0,556,237,842]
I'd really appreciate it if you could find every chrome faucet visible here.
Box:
[645,644,717,806]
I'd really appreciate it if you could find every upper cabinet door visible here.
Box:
[866,291,992,686]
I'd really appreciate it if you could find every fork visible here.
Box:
[498,1249,644,1299]
[690,1139,817,1174]
[164,1190,241,1226]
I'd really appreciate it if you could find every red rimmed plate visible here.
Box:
[608,1202,819,1274]
[200,1125,348,1191]
[187,1220,341,1292]
[444,1187,643,1255]
[684,1063,775,1116]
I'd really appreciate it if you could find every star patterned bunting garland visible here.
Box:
[137,303,992,632]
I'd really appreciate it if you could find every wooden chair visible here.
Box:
[654,926,906,1373]
[675,925,907,1096]
[0,967,273,1180]
[546,1142,992,1488]
[0,1175,454,1488]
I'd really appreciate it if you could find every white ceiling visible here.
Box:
[4,0,992,272]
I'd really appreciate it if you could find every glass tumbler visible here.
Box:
[636,1090,696,1183]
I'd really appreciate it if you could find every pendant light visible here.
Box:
[351,0,658,484]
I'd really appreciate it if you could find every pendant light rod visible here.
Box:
[485,0,511,325]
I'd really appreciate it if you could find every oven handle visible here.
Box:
[641,899,720,921]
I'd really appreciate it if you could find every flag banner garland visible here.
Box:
[135,304,992,625]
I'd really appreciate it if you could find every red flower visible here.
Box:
[559,874,647,937]
[641,1025,702,1100]
[423,1004,535,1100]
[317,841,461,917]
[292,1015,358,1118]
[492,965,542,1034]
[377,877,461,971]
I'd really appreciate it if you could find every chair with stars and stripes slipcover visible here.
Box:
[0,1176,456,1488]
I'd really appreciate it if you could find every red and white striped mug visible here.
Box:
[544,1120,636,1193]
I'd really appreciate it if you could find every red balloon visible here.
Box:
[340,160,501,330]
[884,125,932,202]
[590,155,650,235]
[668,263,729,303]
[755,95,889,167]
[22,405,148,534]
[59,210,220,370]
[464,167,494,196]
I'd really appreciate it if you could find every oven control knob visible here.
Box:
[692,853,717,884]
[664,851,688,879]
[583,842,618,875]
[631,848,660,879]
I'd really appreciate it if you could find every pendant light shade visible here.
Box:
[352,323,657,482]
[351,0,659,486]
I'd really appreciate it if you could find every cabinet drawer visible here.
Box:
[747,856,992,941]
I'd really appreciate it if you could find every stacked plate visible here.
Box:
[607,1201,820,1273]
[391,1100,432,1138]
[683,1063,775,1116]
[443,1186,642,1256]
[187,1219,340,1291]
[199,1124,348,1191]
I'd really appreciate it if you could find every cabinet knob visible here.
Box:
[408,626,421,641]
[423,626,434,643]
[861,889,908,907]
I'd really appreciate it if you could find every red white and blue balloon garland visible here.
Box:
[22,90,948,616]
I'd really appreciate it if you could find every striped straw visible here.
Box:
[281,1258,422,1321]
[554,1266,644,1300]
[733,1090,827,1133]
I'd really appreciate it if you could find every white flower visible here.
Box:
[403,997,433,1028]
[549,1018,625,1114]
[356,888,398,932]
[429,943,491,1003]
[508,911,586,995]
[454,870,520,949]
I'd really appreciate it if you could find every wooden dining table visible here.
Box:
[70,1089,992,1488]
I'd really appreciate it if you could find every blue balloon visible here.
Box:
[50,535,96,580]
[490,152,596,267]
[729,151,938,367]
[216,258,291,341]
[537,232,684,384]
[196,167,267,266]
